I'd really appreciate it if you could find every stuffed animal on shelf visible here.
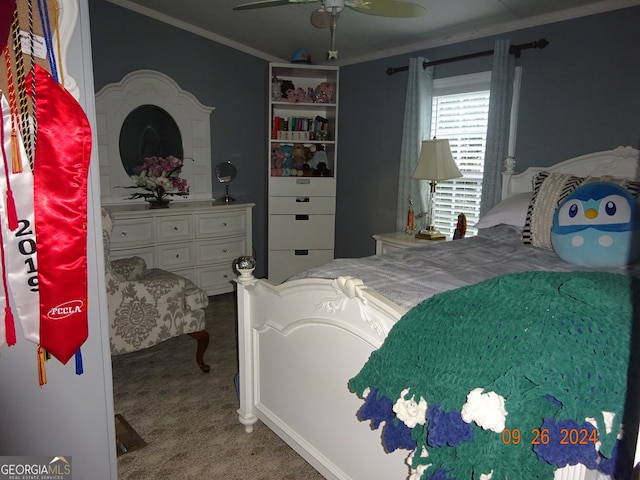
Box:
[280,79,295,99]
[291,143,306,176]
[314,81,335,103]
[271,143,284,176]
[271,76,283,101]
[314,161,331,177]
[309,143,328,170]
[287,87,311,103]
[281,144,293,176]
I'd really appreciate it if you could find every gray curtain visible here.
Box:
[396,57,433,232]
[480,39,515,216]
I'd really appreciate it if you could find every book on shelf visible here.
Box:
[271,115,330,141]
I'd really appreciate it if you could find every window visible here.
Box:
[428,70,520,238]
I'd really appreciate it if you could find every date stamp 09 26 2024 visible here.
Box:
[500,428,599,446]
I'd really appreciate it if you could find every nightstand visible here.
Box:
[373,232,448,255]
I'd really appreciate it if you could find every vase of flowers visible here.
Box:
[126,155,190,208]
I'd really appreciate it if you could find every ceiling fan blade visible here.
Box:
[234,0,316,11]
[348,0,425,17]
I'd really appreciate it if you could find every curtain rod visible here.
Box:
[386,38,549,76]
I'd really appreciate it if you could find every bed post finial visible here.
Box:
[234,256,256,283]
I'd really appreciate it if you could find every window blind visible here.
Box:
[430,90,490,238]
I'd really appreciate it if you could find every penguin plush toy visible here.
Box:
[551,182,640,267]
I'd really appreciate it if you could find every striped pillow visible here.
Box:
[522,172,640,249]
[522,172,585,248]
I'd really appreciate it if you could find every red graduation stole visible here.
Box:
[0,1,16,48]
[31,64,91,364]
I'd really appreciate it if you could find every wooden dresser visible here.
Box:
[106,201,254,295]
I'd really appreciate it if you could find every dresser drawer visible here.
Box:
[269,177,336,197]
[157,243,194,270]
[269,196,335,215]
[196,265,236,295]
[268,250,334,284]
[195,237,247,265]
[156,215,193,243]
[269,214,335,249]
[111,219,154,247]
[195,211,247,239]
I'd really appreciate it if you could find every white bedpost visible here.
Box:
[501,155,517,200]
[234,257,259,433]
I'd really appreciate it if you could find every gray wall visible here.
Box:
[89,1,640,268]
[337,6,640,258]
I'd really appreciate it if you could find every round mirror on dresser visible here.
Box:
[215,161,238,204]
[119,104,184,176]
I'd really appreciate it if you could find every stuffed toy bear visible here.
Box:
[287,87,310,103]
[290,143,309,176]
[280,80,295,99]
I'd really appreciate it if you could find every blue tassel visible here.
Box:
[75,348,84,375]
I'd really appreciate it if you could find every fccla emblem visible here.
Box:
[47,300,84,320]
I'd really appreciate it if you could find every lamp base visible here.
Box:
[415,232,446,241]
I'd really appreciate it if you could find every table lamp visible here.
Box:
[411,138,462,240]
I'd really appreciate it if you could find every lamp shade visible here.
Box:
[412,139,462,181]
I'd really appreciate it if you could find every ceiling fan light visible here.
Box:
[311,9,331,28]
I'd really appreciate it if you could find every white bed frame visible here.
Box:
[235,146,640,480]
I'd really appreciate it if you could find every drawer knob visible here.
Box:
[173,226,178,231]
[175,254,180,258]
[120,231,127,236]
[223,274,228,278]
[222,222,227,227]
[223,248,228,253]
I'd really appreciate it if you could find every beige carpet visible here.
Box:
[112,293,325,480]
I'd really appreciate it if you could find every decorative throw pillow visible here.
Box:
[551,182,640,266]
[522,172,585,249]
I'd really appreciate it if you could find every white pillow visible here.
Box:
[474,192,533,229]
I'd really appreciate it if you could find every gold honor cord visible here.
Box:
[3,47,22,174]
[10,5,34,171]
[27,0,37,161]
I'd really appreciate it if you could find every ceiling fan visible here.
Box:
[233,0,426,60]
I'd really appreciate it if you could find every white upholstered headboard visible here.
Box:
[501,146,640,200]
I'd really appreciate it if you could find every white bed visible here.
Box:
[235,146,640,480]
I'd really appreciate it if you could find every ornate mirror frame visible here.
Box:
[95,70,214,204]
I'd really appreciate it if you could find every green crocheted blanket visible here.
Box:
[348,271,634,480]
